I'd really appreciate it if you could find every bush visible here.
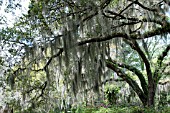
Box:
[104,85,120,105]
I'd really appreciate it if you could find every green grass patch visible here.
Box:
[71,106,170,113]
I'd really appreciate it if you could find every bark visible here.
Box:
[108,59,148,95]
[147,80,156,107]
[124,39,157,107]
[154,44,170,81]
[148,44,170,106]
[106,59,147,106]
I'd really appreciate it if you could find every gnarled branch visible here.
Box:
[106,59,147,105]
[107,59,148,95]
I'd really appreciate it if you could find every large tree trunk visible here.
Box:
[147,80,157,107]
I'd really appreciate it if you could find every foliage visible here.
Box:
[104,84,120,105]
[70,106,170,113]
[158,90,169,108]
[0,0,170,112]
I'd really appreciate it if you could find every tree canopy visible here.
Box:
[0,0,170,112]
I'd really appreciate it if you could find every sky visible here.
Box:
[0,0,30,67]
[0,0,30,27]
[0,1,30,106]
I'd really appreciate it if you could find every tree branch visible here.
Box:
[142,39,151,60]
[106,1,135,20]
[107,59,148,94]
[104,10,164,26]
[154,44,170,81]
[157,44,170,67]
[106,59,147,105]
[35,23,170,73]
[134,0,157,12]
[100,0,111,9]
[124,40,152,78]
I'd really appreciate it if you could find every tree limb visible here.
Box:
[32,23,170,74]
[106,59,147,105]
[134,0,157,12]
[124,39,152,78]
[157,44,170,67]
[154,44,170,80]
[107,59,148,95]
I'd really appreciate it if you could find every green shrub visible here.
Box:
[104,85,120,105]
